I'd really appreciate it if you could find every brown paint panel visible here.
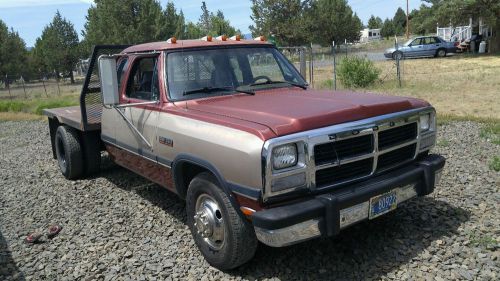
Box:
[106,145,176,193]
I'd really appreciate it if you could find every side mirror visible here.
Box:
[98,56,119,106]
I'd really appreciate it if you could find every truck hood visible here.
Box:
[178,88,429,139]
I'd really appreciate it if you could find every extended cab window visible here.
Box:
[166,47,305,101]
[126,56,159,101]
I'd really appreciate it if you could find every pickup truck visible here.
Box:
[43,37,445,270]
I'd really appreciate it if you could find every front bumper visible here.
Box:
[384,53,393,58]
[252,154,445,247]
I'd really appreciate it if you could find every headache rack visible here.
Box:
[79,45,130,131]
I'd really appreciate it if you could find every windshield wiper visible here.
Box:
[249,80,307,90]
[183,86,254,96]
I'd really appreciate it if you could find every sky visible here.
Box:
[0,0,426,47]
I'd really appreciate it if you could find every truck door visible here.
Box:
[114,55,160,160]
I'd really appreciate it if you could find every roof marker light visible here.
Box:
[216,35,227,41]
[254,35,266,41]
[230,35,241,41]
[167,37,177,44]
[201,35,213,42]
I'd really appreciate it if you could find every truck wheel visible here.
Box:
[186,172,257,270]
[436,49,446,57]
[55,126,84,180]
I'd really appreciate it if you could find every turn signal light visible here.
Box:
[230,35,241,41]
[167,37,177,44]
[254,35,266,41]
[216,35,227,41]
[201,35,213,42]
[240,207,256,217]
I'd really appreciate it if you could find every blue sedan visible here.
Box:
[384,36,457,60]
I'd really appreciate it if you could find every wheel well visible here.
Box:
[48,117,61,159]
[175,161,210,199]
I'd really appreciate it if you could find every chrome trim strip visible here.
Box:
[262,107,437,201]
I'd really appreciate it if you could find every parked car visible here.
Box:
[384,36,457,59]
[44,38,445,270]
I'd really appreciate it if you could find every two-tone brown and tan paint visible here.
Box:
[101,40,431,210]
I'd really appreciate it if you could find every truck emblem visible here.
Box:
[159,136,173,147]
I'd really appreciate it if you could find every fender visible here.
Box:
[172,154,248,218]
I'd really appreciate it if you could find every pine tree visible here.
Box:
[82,0,164,49]
[393,7,406,36]
[312,0,362,46]
[0,20,29,84]
[368,15,383,29]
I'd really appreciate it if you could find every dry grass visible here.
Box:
[0,112,45,121]
[315,54,500,120]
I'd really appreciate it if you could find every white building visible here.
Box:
[360,28,381,43]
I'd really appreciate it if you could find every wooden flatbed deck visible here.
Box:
[43,106,101,131]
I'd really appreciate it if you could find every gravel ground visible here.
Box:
[0,120,498,281]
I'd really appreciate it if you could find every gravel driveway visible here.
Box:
[0,120,498,280]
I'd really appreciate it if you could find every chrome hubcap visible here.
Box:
[193,194,225,250]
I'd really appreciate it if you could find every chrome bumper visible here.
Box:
[253,156,445,247]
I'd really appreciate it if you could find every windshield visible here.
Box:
[404,39,413,46]
[166,47,306,100]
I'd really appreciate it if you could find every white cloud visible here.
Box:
[0,0,92,8]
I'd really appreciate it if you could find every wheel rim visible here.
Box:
[439,50,445,57]
[193,194,226,250]
[394,53,402,60]
[56,136,67,172]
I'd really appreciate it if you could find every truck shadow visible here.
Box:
[0,230,25,281]
[99,158,469,280]
[231,197,469,280]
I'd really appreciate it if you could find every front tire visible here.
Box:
[392,51,403,60]
[55,126,84,180]
[186,172,257,270]
[436,49,446,57]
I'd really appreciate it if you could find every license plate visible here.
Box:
[369,191,397,219]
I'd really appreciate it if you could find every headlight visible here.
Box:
[420,113,431,131]
[272,144,298,170]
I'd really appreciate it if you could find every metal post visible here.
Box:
[41,77,48,97]
[332,41,337,91]
[309,43,314,88]
[299,48,306,78]
[395,39,401,88]
[6,74,12,99]
[56,77,61,96]
[345,39,348,58]
[21,76,27,99]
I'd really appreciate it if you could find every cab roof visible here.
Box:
[122,39,272,54]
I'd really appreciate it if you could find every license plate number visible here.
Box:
[369,191,397,219]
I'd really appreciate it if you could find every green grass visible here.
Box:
[470,233,498,249]
[480,123,500,145]
[489,156,500,172]
[0,96,79,116]
[437,139,450,147]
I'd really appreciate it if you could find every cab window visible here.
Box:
[116,57,129,92]
[126,56,159,101]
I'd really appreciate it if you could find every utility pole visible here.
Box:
[406,0,410,39]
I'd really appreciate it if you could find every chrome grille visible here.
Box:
[378,123,417,149]
[314,134,373,165]
[313,122,418,188]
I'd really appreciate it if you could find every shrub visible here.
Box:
[490,156,500,172]
[337,56,380,88]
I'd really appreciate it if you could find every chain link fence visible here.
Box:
[280,40,406,91]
